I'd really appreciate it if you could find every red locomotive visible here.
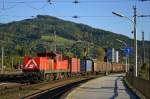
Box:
[23,52,70,82]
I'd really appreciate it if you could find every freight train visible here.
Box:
[22,52,125,82]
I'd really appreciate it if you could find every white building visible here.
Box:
[115,51,119,63]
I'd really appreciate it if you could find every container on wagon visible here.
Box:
[80,59,93,73]
[93,60,103,72]
[112,63,124,72]
[80,59,86,73]
[93,60,98,72]
[71,58,80,73]
[93,60,113,73]
[86,60,93,72]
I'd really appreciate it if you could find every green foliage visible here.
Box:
[41,35,74,45]
[96,47,105,61]
[64,51,74,59]
[0,15,149,70]
[139,63,149,80]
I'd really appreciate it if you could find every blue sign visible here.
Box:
[122,47,132,56]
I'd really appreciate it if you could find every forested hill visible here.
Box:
[0,15,149,58]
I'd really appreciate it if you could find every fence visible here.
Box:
[126,75,150,99]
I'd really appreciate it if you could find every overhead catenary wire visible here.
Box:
[0,14,134,24]
[0,3,22,11]
[0,2,47,11]
[0,0,144,11]
[0,0,142,13]
[24,2,48,11]
[139,0,150,1]
[0,0,137,11]
[0,0,148,34]
[138,15,150,18]
[0,14,133,18]
[0,0,140,4]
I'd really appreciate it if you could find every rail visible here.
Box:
[22,76,96,99]
[0,75,102,99]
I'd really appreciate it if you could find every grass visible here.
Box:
[41,35,75,46]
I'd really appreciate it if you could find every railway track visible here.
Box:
[22,76,99,99]
[0,75,102,99]
[0,72,25,83]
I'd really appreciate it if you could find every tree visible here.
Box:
[139,63,149,80]
[96,47,105,61]
[64,50,74,59]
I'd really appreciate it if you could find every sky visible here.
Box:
[0,0,150,40]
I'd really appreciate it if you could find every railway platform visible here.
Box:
[66,74,139,99]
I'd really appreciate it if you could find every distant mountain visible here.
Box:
[0,15,149,59]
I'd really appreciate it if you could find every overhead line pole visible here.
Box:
[142,31,145,65]
[54,31,57,52]
[0,32,4,74]
[1,47,4,73]
[133,6,138,77]
[133,6,150,79]
[112,7,138,77]
[149,40,150,80]
[138,0,150,79]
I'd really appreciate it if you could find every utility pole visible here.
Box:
[2,0,5,10]
[12,57,14,71]
[149,41,150,80]
[125,56,128,73]
[142,31,145,65]
[133,6,138,77]
[54,31,57,52]
[1,47,4,73]
[139,0,150,80]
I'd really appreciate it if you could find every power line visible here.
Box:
[0,0,139,4]
[0,14,129,18]
[24,2,47,11]
[0,3,21,10]
[139,0,150,1]
[138,15,150,18]
[0,0,142,12]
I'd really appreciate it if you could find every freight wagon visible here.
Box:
[93,59,125,74]
[112,63,125,72]
[93,60,111,73]
[70,58,80,74]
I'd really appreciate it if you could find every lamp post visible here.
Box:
[112,6,138,77]
[116,39,128,73]
[116,39,127,47]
